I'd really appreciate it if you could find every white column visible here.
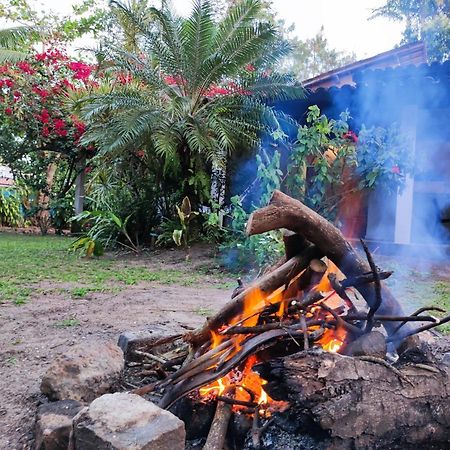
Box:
[394,106,418,244]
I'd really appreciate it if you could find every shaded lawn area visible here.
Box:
[0,233,236,305]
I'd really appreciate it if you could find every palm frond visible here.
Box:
[181,0,215,91]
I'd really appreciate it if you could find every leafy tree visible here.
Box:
[281,26,357,81]
[371,0,450,62]
[77,0,303,209]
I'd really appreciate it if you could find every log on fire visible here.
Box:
[256,339,450,449]
[246,190,412,339]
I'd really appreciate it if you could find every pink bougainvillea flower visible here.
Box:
[343,131,358,144]
[84,166,92,174]
[391,165,401,175]
[68,61,92,81]
[135,150,145,158]
[245,63,256,72]
[4,79,13,88]
[35,53,46,62]
[17,61,35,74]
[41,126,50,137]
[53,118,66,129]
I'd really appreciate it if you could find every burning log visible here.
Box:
[257,343,450,449]
[246,190,412,340]
[202,387,235,450]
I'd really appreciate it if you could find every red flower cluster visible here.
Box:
[34,48,67,64]
[5,107,12,115]
[38,108,51,124]
[0,78,14,88]
[204,85,230,96]
[343,131,358,144]
[54,118,67,137]
[17,61,35,75]
[68,61,92,81]
[32,86,50,99]
[117,72,133,85]
[135,149,145,158]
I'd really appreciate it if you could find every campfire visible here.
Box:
[130,191,450,449]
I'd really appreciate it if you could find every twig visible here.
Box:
[133,350,167,364]
[412,363,441,374]
[216,396,257,408]
[328,273,352,304]
[357,356,414,387]
[341,271,393,288]
[387,313,450,343]
[300,314,309,350]
[251,405,261,449]
[345,314,437,323]
[390,306,445,336]
[221,321,294,335]
[162,354,188,370]
[360,239,382,332]
[316,303,364,336]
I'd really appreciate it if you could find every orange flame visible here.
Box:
[198,259,352,411]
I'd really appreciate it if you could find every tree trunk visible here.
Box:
[36,159,59,235]
[210,150,227,207]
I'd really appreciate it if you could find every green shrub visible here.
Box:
[0,187,23,227]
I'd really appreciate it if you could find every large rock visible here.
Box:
[71,393,185,450]
[118,329,176,362]
[41,342,124,402]
[35,400,84,450]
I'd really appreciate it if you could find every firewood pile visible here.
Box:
[128,191,450,449]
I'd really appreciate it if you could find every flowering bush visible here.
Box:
[0,46,97,232]
[0,47,94,152]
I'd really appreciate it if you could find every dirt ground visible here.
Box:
[0,245,236,449]
[0,241,449,449]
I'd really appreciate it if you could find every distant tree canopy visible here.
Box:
[372,0,450,62]
[198,0,357,80]
[281,26,357,81]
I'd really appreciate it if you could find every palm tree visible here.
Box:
[79,0,303,206]
[0,26,37,62]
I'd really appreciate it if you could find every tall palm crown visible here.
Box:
[80,0,303,204]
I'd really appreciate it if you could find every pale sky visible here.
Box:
[33,0,404,59]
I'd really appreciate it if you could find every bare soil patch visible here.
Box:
[0,244,235,449]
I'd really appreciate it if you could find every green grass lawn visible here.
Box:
[0,233,205,305]
[1,232,448,333]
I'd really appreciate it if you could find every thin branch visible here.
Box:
[360,239,382,332]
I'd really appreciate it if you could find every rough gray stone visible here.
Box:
[118,329,173,362]
[71,393,185,450]
[41,342,124,402]
[35,400,84,450]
